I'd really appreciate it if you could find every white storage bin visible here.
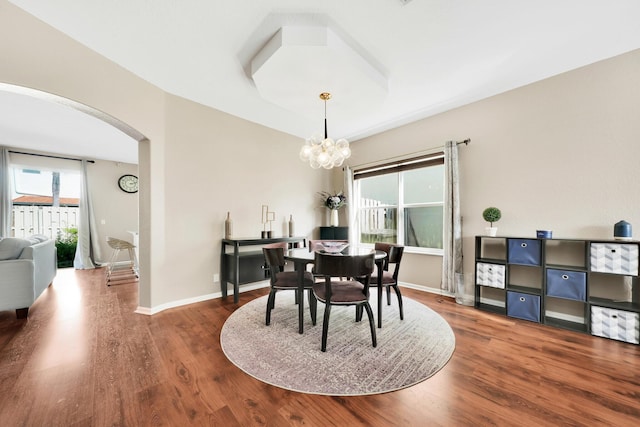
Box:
[476,262,506,289]
[590,306,640,344]
[590,243,638,275]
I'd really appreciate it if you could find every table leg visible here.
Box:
[296,262,305,334]
[233,245,240,304]
[376,259,384,328]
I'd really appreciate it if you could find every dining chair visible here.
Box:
[105,236,139,285]
[313,252,376,352]
[262,243,317,327]
[308,239,349,281]
[371,242,405,323]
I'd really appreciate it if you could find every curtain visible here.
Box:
[0,147,11,236]
[74,160,101,269]
[343,165,358,244]
[442,141,463,298]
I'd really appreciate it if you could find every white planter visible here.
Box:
[485,227,498,237]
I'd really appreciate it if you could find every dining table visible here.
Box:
[284,246,388,334]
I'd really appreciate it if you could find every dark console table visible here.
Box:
[220,236,306,303]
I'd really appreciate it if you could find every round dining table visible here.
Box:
[284,247,388,334]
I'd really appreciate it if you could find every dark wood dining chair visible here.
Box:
[313,252,376,352]
[262,243,317,327]
[370,243,405,325]
[308,239,349,281]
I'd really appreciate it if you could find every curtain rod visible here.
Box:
[349,138,470,171]
[8,150,95,163]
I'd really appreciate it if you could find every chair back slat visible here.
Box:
[314,252,374,279]
[262,245,287,280]
[374,242,404,278]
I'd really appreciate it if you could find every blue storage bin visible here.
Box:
[507,291,541,322]
[508,239,541,265]
[546,269,586,301]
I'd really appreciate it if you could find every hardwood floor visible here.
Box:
[1,267,639,426]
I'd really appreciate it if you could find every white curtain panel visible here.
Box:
[442,141,462,296]
[74,159,101,269]
[0,147,11,236]
[343,165,358,244]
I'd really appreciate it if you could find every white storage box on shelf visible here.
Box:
[476,262,506,289]
[590,306,640,344]
[590,243,638,275]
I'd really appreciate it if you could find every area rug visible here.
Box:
[220,292,455,396]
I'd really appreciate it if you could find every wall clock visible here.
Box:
[118,174,139,193]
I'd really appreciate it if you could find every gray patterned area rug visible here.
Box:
[220,292,455,396]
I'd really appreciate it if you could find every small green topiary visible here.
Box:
[482,207,502,227]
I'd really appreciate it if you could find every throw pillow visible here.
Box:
[0,237,33,260]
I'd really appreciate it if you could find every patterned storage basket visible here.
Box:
[590,243,639,275]
[590,306,640,344]
[476,262,506,289]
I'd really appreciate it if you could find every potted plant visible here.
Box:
[319,191,346,226]
[482,207,501,237]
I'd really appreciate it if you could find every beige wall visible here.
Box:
[348,48,640,297]
[87,160,139,263]
[159,94,329,302]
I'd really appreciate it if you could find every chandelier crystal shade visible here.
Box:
[299,92,351,169]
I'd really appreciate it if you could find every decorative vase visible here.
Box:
[330,209,339,227]
[485,227,498,237]
[225,212,232,239]
[288,214,295,237]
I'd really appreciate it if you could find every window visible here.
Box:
[13,168,81,200]
[11,167,81,239]
[354,153,444,253]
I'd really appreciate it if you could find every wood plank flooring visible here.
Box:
[1,267,639,426]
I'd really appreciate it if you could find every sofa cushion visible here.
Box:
[0,237,33,260]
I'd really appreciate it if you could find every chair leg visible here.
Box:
[106,248,120,285]
[393,284,404,320]
[265,289,277,325]
[307,290,317,326]
[386,286,391,305]
[362,302,377,348]
[355,306,363,322]
[321,304,331,352]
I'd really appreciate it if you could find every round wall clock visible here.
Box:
[118,174,139,193]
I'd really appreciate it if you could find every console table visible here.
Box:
[220,236,306,303]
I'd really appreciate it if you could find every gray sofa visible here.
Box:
[0,235,57,318]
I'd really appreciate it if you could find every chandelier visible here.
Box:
[299,92,351,169]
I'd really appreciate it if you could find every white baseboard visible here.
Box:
[135,280,271,316]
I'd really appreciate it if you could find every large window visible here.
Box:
[354,154,444,253]
[11,167,81,239]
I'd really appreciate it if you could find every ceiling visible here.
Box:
[3,0,640,165]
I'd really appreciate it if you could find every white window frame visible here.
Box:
[353,153,445,256]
